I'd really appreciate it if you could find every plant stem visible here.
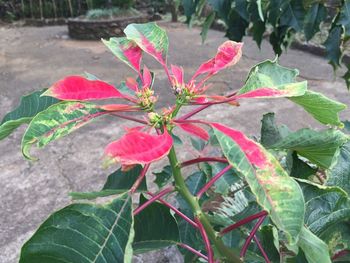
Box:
[195,218,214,263]
[240,215,267,258]
[133,186,173,215]
[178,243,208,261]
[180,157,228,168]
[167,147,242,263]
[197,165,232,198]
[110,113,148,125]
[253,236,270,263]
[220,211,268,236]
[130,164,150,194]
[147,192,198,228]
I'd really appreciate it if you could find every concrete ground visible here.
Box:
[0,21,349,263]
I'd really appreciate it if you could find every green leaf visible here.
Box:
[260,112,287,147]
[210,162,241,195]
[239,59,306,95]
[153,165,173,189]
[298,179,350,236]
[0,89,59,140]
[303,3,327,41]
[287,151,317,179]
[324,26,343,69]
[21,101,107,160]
[326,142,350,195]
[20,193,134,263]
[133,195,179,254]
[298,226,331,263]
[70,165,147,200]
[280,0,305,31]
[239,59,347,127]
[200,12,215,43]
[320,222,350,259]
[190,137,206,151]
[289,90,346,127]
[124,22,169,65]
[337,0,350,37]
[213,128,305,245]
[103,165,146,190]
[272,128,348,169]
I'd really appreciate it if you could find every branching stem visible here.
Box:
[130,164,150,194]
[167,146,242,263]
[253,236,270,263]
[240,215,267,258]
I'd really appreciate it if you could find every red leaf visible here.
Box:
[171,65,184,86]
[104,129,173,165]
[192,41,243,80]
[210,122,267,168]
[100,104,139,111]
[43,76,125,101]
[142,66,152,88]
[126,77,139,92]
[176,123,209,141]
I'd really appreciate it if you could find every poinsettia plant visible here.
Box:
[1,22,350,263]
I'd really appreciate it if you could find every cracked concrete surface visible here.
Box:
[0,21,349,262]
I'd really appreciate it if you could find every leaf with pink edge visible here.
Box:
[124,23,169,65]
[102,37,142,73]
[192,41,243,80]
[234,84,306,100]
[100,104,139,112]
[22,101,108,160]
[104,130,173,166]
[211,122,305,245]
[176,123,209,141]
[42,76,125,101]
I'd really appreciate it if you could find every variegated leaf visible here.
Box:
[212,122,305,245]
[22,101,108,160]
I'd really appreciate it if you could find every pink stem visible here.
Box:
[180,157,228,168]
[240,215,267,259]
[197,165,232,198]
[220,211,268,236]
[146,192,198,228]
[133,187,174,215]
[130,164,151,194]
[178,243,208,261]
[110,112,148,125]
[253,235,270,263]
[195,218,215,263]
[178,91,238,120]
[332,249,350,261]
[163,63,173,85]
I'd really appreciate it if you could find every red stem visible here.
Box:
[197,165,232,198]
[178,91,238,120]
[110,112,148,125]
[130,164,151,194]
[178,243,208,261]
[253,235,270,263]
[133,187,174,215]
[147,192,198,228]
[180,157,228,168]
[195,218,215,263]
[240,215,267,259]
[220,211,268,236]
[332,249,350,260]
